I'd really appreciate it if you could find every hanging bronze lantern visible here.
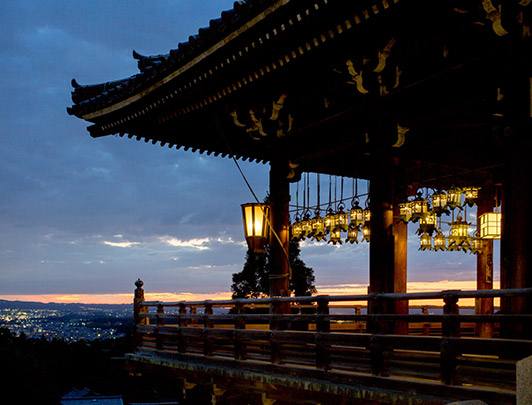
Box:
[433,230,447,251]
[311,211,326,242]
[241,203,271,254]
[419,232,432,251]
[470,232,483,255]
[448,215,470,252]
[324,207,335,234]
[291,214,303,241]
[361,223,371,243]
[431,190,449,216]
[463,187,480,207]
[300,211,313,239]
[479,212,501,239]
[447,186,462,210]
[328,227,343,245]
[411,192,429,223]
[334,203,349,232]
[398,202,413,223]
[349,199,365,227]
[345,224,359,244]
[418,211,437,235]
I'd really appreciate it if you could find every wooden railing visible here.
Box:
[133,287,532,397]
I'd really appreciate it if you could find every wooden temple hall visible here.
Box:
[68,1,532,403]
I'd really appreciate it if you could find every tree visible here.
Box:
[231,239,316,298]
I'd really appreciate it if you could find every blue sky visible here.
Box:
[0,1,487,301]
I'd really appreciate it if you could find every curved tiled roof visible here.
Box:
[67,0,275,118]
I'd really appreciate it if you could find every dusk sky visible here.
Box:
[0,1,496,304]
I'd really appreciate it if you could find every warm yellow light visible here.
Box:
[479,212,501,239]
[241,203,270,253]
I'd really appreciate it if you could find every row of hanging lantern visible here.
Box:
[399,186,501,254]
[291,175,371,245]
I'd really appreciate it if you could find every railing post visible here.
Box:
[270,299,283,364]
[133,279,148,348]
[155,304,165,351]
[178,304,187,353]
[367,295,383,334]
[422,306,430,335]
[441,291,460,385]
[234,302,246,361]
[190,305,198,325]
[204,302,214,357]
[354,306,363,332]
[316,296,330,370]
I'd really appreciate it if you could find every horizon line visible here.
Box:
[0,280,500,305]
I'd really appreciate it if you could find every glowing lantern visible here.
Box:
[448,215,470,252]
[345,224,359,244]
[398,202,412,223]
[419,233,432,251]
[311,213,326,242]
[463,187,480,207]
[470,233,483,255]
[431,190,449,216]
[361,223,371,243]
[241,203,270,253]
[328,227,342,245]
[324,207,335,234]
[418,211,437,235]
[411,193,429,223]
[300,213,313,239]
[334,204,349,232]
[349,200,365,227]
[291,215,303,241]
[447,187,463,210]
[433,231,447,251]
[363,206,371,223]
[479,212,501,239]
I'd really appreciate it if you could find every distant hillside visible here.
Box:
[0,299,131,312]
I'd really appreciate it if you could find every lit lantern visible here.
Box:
[479,212,501,239]
[418,211,437,235]
[433,231,447,251]
[463,187,480,207]
[411,193,429,223]
[361,223,371,243]
[448,215,470,252]
[324,207,335,234]
[334,204,349,232]
[311,213,326,242]
[398,202,412,223]
[291,215,303,241]
[431,190,449,216]
[349,200,365,227]
[470,232,483,255]
[447,186,463,210]
[328,227,343,245]
[363,206,371,223]
[241,203,270,254]
[419,232,432,251]
[300,213,313,239]
[345,224,359,244]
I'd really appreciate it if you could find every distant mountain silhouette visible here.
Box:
[0,299,131,311]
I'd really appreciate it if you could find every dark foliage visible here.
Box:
[231,239,316,298]
[0,327,183,404]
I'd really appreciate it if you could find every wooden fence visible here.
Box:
[133,288,532,399]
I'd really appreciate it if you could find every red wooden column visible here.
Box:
[269,159,291,307]
[475,183,494,338]
[368,156,408,333]
[500,126,532,338]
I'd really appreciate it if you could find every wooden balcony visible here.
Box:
[128,287,532,404]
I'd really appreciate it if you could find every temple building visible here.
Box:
[69,1,532,403]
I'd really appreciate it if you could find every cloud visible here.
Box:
[163,237,211,250]
[103,241,140,248]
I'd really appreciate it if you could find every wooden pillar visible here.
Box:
[501,126,532,338]
[368,155,408,332]
[269,159,291,304]
[475,183,494,338]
